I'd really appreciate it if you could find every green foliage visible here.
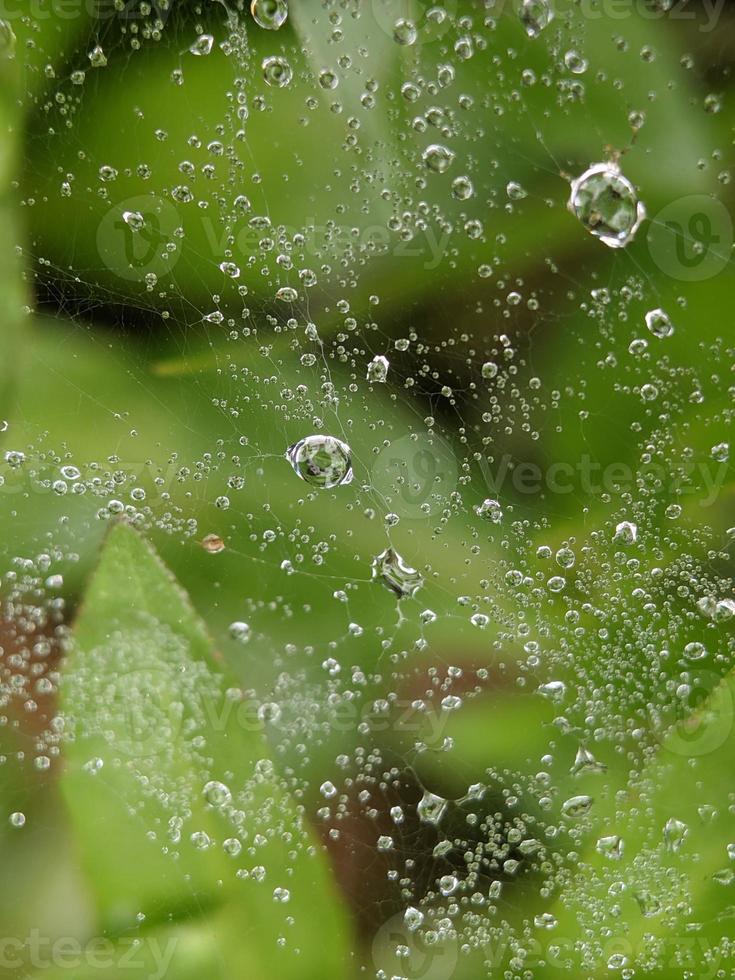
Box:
[60,522,350,977]
[0,1,733,976]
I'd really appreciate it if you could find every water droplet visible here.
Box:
[251,0,288,30]
[319,68,338,90]
[88,45,107,68]
[422,144,455,174]
[568,163,646,248]
[262,55,293,88]
[596,834,624,860]
[564,50,588,74]
[201,534,226,554]
[417,790,447,825]
[439,873,458,896]
[614,520,638,545]
[570,744,607,776]
[220,261,241,279]
[537,680,566,702]
[519,0,554,37]
[475,498,503,523]
[229,621,251,643]
[683,641,706,661]
[645,307,674,338]
[713,868,735,886]
[371,548,424,598]
[663,817,688,853]
[555,547,575,569]
[287,435,353,489]
[607,952,629,970]
[367,355,389,383]
[122,210,145,232]
[203,780,232,807]
[190,34,214,57]
[404,906,424,931]
[712,442,730,462]
[562,795,593,818]
[393,18,417,45]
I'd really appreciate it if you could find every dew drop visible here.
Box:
[190,34,214,57]
[262,56,293,88]
[568,163,646,248]
[251,0,288,30]
[371,548,424,598]
[286,435,353,489]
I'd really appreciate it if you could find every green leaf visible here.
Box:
[534,662,735,977]
[60,522,350,977]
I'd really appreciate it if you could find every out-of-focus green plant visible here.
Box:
[0,1,733,977]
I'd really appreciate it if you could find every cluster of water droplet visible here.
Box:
[0,0,733,975]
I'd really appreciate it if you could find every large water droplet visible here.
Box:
[366,355,389,383]
[287,435,353,488]
[251,0,288,30]
[417,790,447,825]
[519,0,554,37]
[203,780,232,807]
[371,548,424,598]
[422,144,455,174]
[645,307,674,338]
[561,794,593,818]
[189,34,214,57]
[568,163,645,248]
[262,55,293,88]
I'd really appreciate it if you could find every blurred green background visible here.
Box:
[0,0,734,976]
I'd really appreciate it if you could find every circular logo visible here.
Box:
[97,194,181,282]
[654,671,733,758]
[369,0,458,46]
[371,433,457,519]
[372,912,458,980]
[647,194,732,282]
